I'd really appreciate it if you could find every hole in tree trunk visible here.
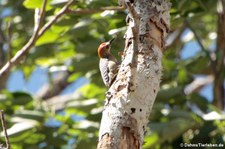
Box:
[131,108,136,114]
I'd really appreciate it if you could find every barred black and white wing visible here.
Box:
[99,58,118,87]
[99,58,110,87]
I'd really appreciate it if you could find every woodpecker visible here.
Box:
[98,38,119,87]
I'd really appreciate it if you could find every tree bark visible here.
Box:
[97,0,170,148]
[0,19,9,90]
[213,0,225,110]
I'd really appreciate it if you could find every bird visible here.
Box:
[97,38,119,87]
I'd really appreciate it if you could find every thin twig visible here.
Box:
[0,0,48,77]
[185,19,216,72]
[31,0,47,44]
[6,22,12,62]
[185,20,206,54]
[38,0,47,29]
[216,0,225,72]
[34,0,47,33]
[0,0,74,78]
[66,6,124,15]
[38,0,74,37]
[0,19,5,68]
[0,110,10,149]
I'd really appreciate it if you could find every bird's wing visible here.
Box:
[99,58,110,87]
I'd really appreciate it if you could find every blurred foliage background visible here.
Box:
[0,0,225,148]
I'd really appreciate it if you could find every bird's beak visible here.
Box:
[109,38,115,45]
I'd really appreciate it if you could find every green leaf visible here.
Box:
[148,118,197,144]
[23,0,52,10]
[76,40,99,54]
[35,57,59,66]
[0,94,8,102]
[185,52,209,74]
[77,83,105,99]
[55,17,78,26]
[74,134,97,149]
[156,86,184,102]
[73,56,98,72]
[13,110,45,121]
[189,93,209,111]
[11,92,33,105]
[22,65,35,80]
[68,72,82,82]
[168,110,194,120]
[4,122,38,141]
[36,29,59,46]
[86,109,102,122]
[51,0,68,6]
[24,133,45,144]
[57,47,75,60]
[66,98,98,112]
[143,133,160,149]
[178,68,187,83]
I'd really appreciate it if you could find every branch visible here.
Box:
[185,19,216,72]
[0,20,10,90]
[6,22,12,62]
[43,93,83,111]
[66,6,124,15]
[38,0,74,37]
[34,0,47,34]
[213,0,225,109]
[185,20,207,54]
[216,0,225,73]
[0,19,4,68]
[0,110,10,149]
[184,75,214,95]
[36,71,72,100]
[0,0,74,78]
[165,25,186,49]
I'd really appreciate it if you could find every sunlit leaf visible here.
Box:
[68,72,82,82]
[13,110,45,121]
[143,133,159,149]
[3,121,38,141]
[35,57,59,66]
[178,68,187,83]
[36,30,59,46]
[23,0,52,10]
[77,83,106,99]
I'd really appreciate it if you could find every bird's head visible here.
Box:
[98,38,115,58]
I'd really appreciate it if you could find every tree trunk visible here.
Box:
[213,0,225,110]
[0,19,9,90]
[97,0,170,148]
